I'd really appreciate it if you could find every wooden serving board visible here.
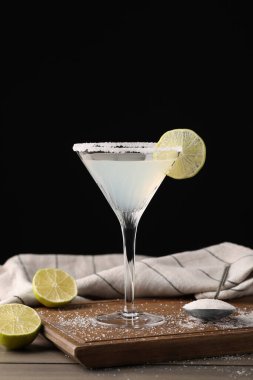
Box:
[36,297,253,368]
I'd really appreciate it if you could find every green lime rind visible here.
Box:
[0,304,41,349]
[32,268,77,308]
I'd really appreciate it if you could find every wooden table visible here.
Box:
[1,335,253,379]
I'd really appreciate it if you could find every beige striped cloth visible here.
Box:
[0,242,253,306]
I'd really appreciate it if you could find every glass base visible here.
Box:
[92,311,166,329]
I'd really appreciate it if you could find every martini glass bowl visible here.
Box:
[73,142,180,328]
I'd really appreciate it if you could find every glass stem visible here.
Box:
[121,220,139,318]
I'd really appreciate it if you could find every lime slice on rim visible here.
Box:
[32,268,77,308]
[156,129,206,179]
[0,304,41,349]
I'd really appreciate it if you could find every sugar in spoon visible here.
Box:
[183,265,236,321]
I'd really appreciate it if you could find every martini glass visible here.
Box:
[73,142,180,328]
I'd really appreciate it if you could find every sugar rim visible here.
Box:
[73,142,182,154]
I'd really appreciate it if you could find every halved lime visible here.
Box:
[156,129,206,179]
[32,268,77,307]
[0,304,41,349]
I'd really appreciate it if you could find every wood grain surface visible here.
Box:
[36,297,253,368]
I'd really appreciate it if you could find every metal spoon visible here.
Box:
[183,265,236,321]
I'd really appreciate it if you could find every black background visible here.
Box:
[1,2,253,264]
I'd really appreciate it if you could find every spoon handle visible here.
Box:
[214,264,230,299]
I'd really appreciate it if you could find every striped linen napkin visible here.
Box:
[0,242,253,306]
